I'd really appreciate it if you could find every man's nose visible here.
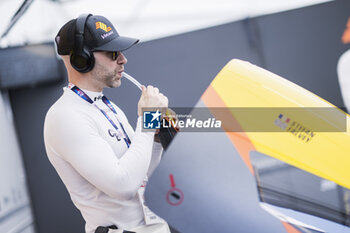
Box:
[117,52,127,64]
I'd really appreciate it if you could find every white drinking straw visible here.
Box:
[122,72,143,91]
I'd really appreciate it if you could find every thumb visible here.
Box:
[141,85,146,95]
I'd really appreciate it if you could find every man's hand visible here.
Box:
[154,108,178,143]
[138,85,168,117]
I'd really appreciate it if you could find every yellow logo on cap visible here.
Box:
[96,22,112,32]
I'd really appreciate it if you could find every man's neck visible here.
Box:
[70,80,103,92]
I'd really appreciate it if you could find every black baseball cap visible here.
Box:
[55,14,139,55]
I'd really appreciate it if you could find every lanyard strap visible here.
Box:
[101,96,132,146]
[70,85,131,148]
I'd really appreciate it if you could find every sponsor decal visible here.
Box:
[101,31,114,39]
[96,22,112,32]
[274,113,290,130]
[274,114,315,142]
[108,129,122,141]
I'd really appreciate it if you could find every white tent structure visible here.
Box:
[0,0,333,48]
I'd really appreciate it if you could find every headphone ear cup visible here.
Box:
[70,48,95,73]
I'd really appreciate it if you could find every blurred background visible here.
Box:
[0,0,349,232]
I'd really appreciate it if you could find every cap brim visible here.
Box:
[93,36,139,52]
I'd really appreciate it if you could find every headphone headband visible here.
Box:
[75,13,91,55]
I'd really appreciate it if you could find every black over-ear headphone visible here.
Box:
[70,13,95,73]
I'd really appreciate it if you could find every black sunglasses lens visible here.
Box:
[110,51,120,60]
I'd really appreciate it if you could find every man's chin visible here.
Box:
[108,80,121,88]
